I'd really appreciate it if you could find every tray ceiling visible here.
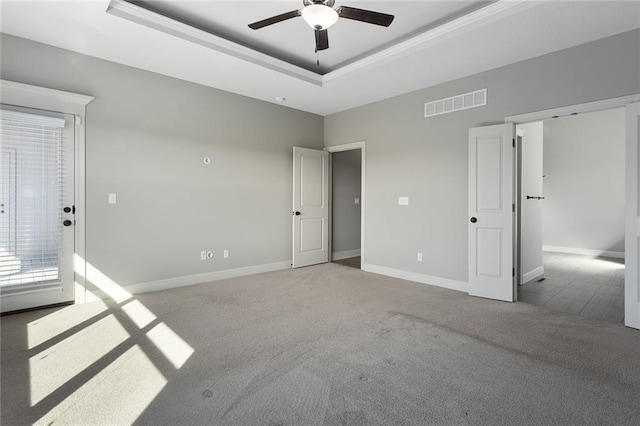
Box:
[124,0,494,74]
[0,1,638,115]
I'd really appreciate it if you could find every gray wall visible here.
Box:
[0,34,324,288]
[325,30,640,283]
[543,108,626,254]
[331,149,361,255]
[519,121,544,281]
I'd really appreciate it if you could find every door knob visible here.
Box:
[64,206,71,213]
[294,211,301,216]
[63,219,73,227]
[470,217,477,223]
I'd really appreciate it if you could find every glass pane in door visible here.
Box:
[1,111,66,294]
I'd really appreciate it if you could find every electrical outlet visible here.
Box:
[399,197,409,206]
[223,249,229,258]
[206,251,214,259]
[417,252,423,262]
[200,251,207,260]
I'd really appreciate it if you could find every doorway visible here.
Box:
[330,149,362,269]
[470,94,640,329]
[326,142,366,270]
[516,108,626,324]
[0,80,92,313]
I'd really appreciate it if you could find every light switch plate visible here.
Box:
[399,197,409,205]
[354,198,360,205]
[108,193,117,204]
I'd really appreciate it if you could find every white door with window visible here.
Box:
[0,108,75,312]
[468,123,516,302]
[292,147,329,268]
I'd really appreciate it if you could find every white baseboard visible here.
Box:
[522,266,544,284]
[332,249,361,261]
[124,261,292,295]
[543,245,625,259]
[363,263,468,293]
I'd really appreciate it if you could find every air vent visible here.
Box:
[424,88,487,118]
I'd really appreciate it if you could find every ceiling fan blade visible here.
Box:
[337,6,394,27]
[315,28,329,51]
[248,10,300,30]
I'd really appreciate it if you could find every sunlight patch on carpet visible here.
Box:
[147,322,194,369]
[29,314,129,406]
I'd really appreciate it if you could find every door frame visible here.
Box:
[325,141,366,268]
[0,80,94,306]
[505,93,640,328]
[514,127,524,290]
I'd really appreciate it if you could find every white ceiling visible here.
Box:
[0,1,639,116]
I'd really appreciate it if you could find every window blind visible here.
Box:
[0,109,68,295]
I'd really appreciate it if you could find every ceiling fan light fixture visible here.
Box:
[301,4,339,30]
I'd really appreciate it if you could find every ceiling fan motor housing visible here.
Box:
[303,0,336,7]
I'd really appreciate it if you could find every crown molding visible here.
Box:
[0,80,94,106]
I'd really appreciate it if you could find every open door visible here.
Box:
[292,147,329,268]
[468,123,516,301]
[625,102,640,329]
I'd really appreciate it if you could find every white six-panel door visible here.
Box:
[292,147,329,268]
[625,102,640,329]
[469,124,516,302]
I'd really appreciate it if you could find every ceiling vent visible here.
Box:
[424,88,487,118]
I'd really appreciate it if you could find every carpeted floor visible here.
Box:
[1,263,639,425]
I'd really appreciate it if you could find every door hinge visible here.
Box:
[512,268,515,277]
[512,138,515,148]
[512,204,515,212]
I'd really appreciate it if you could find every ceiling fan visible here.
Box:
[248,0,394,57]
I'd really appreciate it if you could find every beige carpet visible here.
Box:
[1,263,640,425]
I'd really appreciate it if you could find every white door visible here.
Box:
[292,147,329,268]
[625,102,640,329]
[468,123,516,301]
[0,108,75,313]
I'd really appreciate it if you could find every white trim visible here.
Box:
[543,245,625,260]
[0,79,93,306]
[0,80,94,114]
[326,141,366,267]
[332,249,361,261]
[364,263,468,293]
[522,266,545,284]
[625,102,640,329]
[505,94,640,124]
[124,261,291,294]
[106,0,322,86]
